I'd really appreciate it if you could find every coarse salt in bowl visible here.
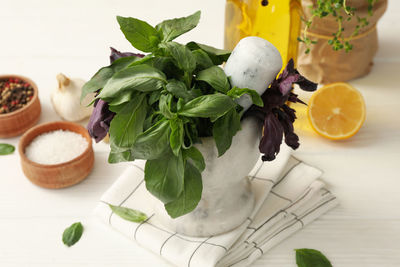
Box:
[25,130,88,165]
[18,121,94,189]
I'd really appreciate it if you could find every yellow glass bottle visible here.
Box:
[224,0,302,67]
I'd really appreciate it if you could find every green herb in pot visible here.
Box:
[82,11,315,219]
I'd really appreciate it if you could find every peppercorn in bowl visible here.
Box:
[0,75,41,138]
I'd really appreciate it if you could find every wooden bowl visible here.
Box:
[0,75,41,138]
[18,121,94,189]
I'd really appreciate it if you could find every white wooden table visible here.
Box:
[1,1,400,266]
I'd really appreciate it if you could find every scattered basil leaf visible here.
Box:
[81,56,139,101]
[62,222,83,247]
[109,204,147,223]
[98,65,166,100]
[178,93,235,119]
[160,42,196,74]
[186,41,231,65]
[197,66,230,93]
[131,120,171,160]
[156,11,201,42]
[227,87,264,107]
[212,108,241,157]
[0,143,15,155]
[295,249,333,267]
[165,162,202,218]
[169,118,184,156]
[145,149,184,203]
[117,16,161,52]
[183,146,205,172]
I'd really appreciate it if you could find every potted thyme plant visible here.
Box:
[297,0,388,83]
[82,11,316,236]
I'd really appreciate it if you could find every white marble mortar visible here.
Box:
[153,117,262,237]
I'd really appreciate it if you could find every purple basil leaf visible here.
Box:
[259,112,283,161]
[109,47,145,64]
[296,76,318,92]
[273,58,317,95]
[279,106,300,149]
[261,88,288,111]
[255,58,317,161]
[288,92,306,105]
[279,73,300,95]
[281,105,296,123]
[87,99,115,142]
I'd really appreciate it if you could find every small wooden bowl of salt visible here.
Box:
[18,121,94,189]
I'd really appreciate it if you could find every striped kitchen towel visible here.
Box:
[94,146,338,267]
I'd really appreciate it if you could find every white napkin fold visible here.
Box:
[94,146,338,267]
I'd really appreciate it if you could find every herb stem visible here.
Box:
[183,72,192,89]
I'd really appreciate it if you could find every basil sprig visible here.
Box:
[83,11,263,218]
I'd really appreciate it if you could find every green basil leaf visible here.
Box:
[117,16,161,52]
[164,161,202,218]
[62,222,83,247]
[98,65,166,100]
[156,11,201,42]
[177,98,185,111]
[108,150,135,164]
[145,149,184,203]
[186,41,231,65]
[179,93,236,119]
[108,91,135,106]
[212,108,241,157]
[196,66,230,93]
[145,56,173,71]
[109,94,147,151]
[148,90,162,105]
[192,49,214,72]
[0,143,15,155]
[227,87,264,107]
[160,42,196,74]
[166,79,194,101]
[81,56,139,101]
[109,204,147,223]
[127,55,153,67]
[295,249,333,267]
[169,118,184,156]
[183,146,205,172]
[131,120,171,160]
[182,122,199,148]
[159,94,174,119]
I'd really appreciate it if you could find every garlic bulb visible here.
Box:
[51,73,94,122]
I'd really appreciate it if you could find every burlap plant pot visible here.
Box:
[297,0,387,84]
